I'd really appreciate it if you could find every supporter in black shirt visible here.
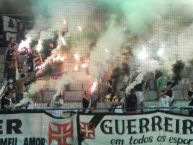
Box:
[82,91,90,113]
[4,43,17,78]
[134,81,144,108]
[125,89,137,113]
[1,91,13,110]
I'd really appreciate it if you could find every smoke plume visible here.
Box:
[172,60,185,85]
[25,0,193,96]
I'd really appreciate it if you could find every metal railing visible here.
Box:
[0,106,192,114]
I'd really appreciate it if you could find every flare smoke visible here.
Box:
[25,0,193,95]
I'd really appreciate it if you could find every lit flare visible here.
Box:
[90,81,98,94]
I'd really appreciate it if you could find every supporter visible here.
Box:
[5,43,18,64]
[107,80,113,92]
[125,89,137,113]
[187,83,193,115]
[82,91,90,113]
[105,93,113,112]
[16,21,25,43]
[5,43,18,75]
[0,82,7,98]
[33,56,43,73]
[181,78,190,100]
[15,73,27,103]
[1,91,13,110]
[157,72,168,98]
[27,50,35,73]
[134,80,145,108]
[14,91,34,109]
[106,80,113,101]
[50,93,64,108]
[18,51,29,74]
[91,92,98,111]
[48,92,64,117]
[158,81,177,110]
[6,54,17,79]
[165,81,175,107]
[111,96,124,113]
[5,43,18,92]
[158,90,172,111]
[5,41,18,58]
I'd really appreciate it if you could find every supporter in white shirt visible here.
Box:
[50,93,64,108]
[14,91,34,109]
[159,93,172,111]
[50,93,64,117]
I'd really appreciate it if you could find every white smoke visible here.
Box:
[127,0,193,87]
[27,0,193,96]
[89,16,125,80]
[55,73,71,92]
[28,80,46,96]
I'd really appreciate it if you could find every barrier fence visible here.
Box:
[0,106,193,114]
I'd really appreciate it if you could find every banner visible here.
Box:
[3,16,17,32]
[0,110,78,145]
[1,110,193,145]
[5,32,17,41]
[79,111,193,145]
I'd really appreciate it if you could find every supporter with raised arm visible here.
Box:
[158,82,174,111]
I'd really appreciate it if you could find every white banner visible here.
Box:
[0,111,78,145]
[3,16,17,32]
[5,32,17,41]
[79,112,193,145]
